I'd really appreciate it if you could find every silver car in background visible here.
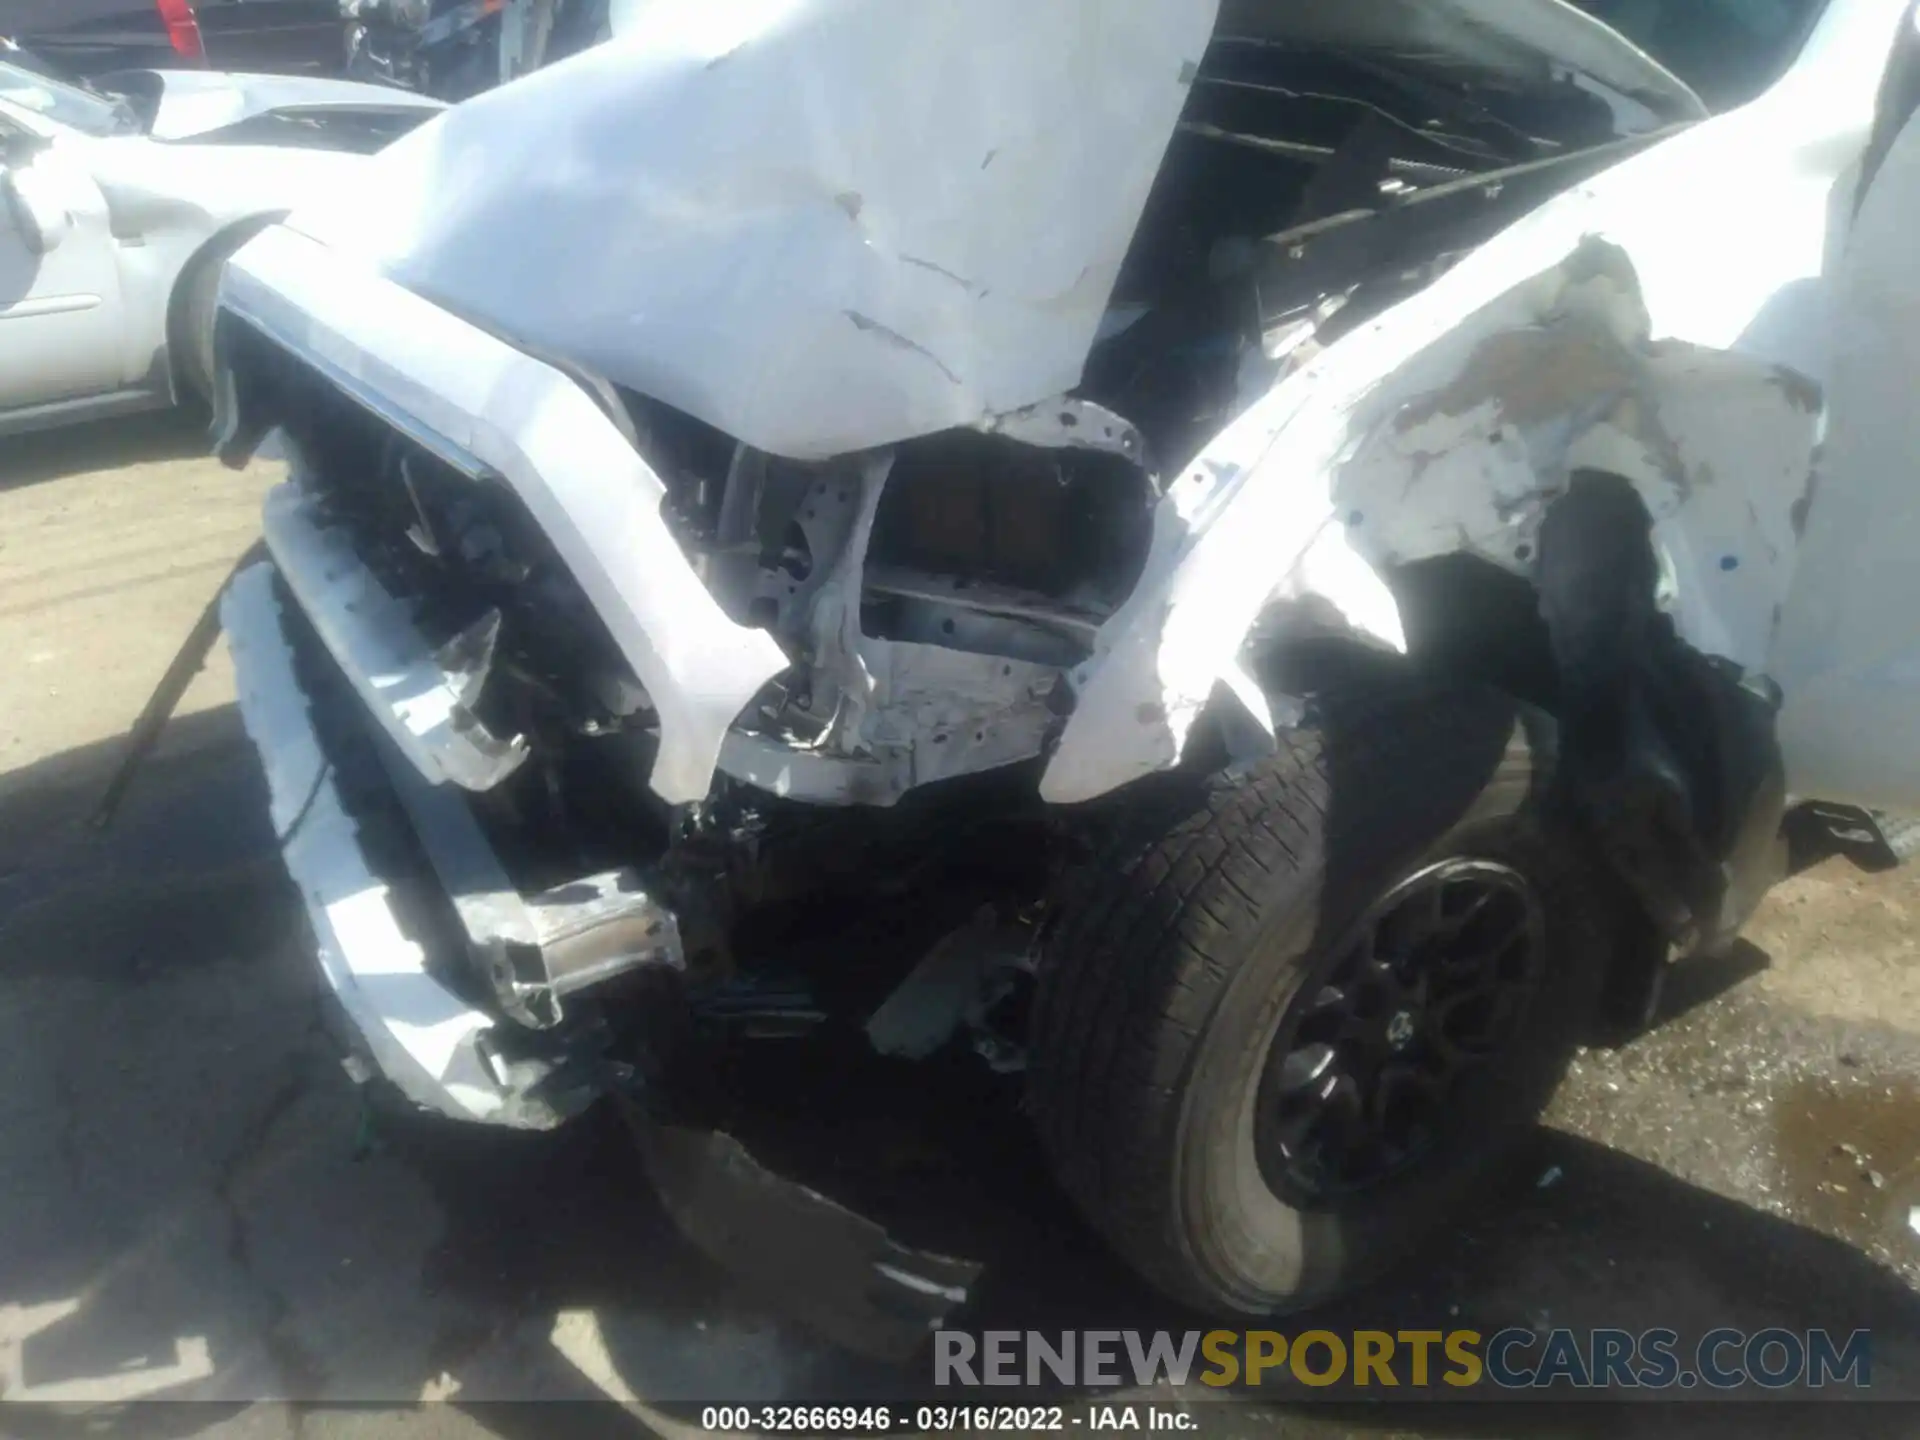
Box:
[0,43,439,437]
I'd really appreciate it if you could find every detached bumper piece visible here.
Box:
[226,559,979,1356]
[262,480,529,793]
[374,729,683,1032]
[623,1104,983,1363]
[259,477,686,1031]
[224,560,680,1123]
[223,561,584,1126]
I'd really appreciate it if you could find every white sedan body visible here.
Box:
[0,57,441,437]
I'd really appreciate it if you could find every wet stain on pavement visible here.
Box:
[1774,1080,1920,1268]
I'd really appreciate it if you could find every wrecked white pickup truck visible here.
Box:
[137,0,1920,1347]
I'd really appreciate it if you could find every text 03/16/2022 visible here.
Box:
[695,1406,1191,1432]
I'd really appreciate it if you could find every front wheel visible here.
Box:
[1027,682,1613,1312]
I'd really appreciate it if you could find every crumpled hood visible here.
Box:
[288,0,1703,461]
[134,69,443,141]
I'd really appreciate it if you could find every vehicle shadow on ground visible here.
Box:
[419,1075,1920,1438]
[0,408,212,493]
[1654,940,1774,1029]
[1,711,1917,1440]
[0,704,276,964]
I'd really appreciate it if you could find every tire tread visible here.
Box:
[1028,684,1589,1307]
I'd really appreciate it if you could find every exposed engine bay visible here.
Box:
[221,17,1691,817]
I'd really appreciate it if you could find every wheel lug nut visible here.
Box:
[1386,1009,1417,1051]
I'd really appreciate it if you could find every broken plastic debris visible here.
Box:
[1537,1165,1564,1189]
[1909,1206,1920,1238]
[864,924,991,1060]
[866,911,1030,1063]
[623,1105,981,1360]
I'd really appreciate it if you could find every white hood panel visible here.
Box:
[292,0,1222,460]
[288,0,1705,461]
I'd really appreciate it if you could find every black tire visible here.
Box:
[1027,681,1611,1313]
[172,224,268,404]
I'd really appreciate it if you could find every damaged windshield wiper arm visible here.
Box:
[1176,120,1475,183]
[1193,73,1512,165]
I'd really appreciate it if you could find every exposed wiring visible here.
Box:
[277,761,333,845]
[1193,74,1512,165]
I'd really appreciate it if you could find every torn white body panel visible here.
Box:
[222,223,791,805]
[1043,0,1912,805]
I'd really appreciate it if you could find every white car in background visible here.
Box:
[0,42,441,437]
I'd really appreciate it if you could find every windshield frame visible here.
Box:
[1568,0,1838,113]
[0,53,139,138]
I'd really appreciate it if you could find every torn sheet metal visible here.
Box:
[857,642,1061,788]
[980,396,1150,469]
[221,223,791,805]
[717,643,1060,807]
[624,1104,981,1361]
[1043,0,1910,806]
